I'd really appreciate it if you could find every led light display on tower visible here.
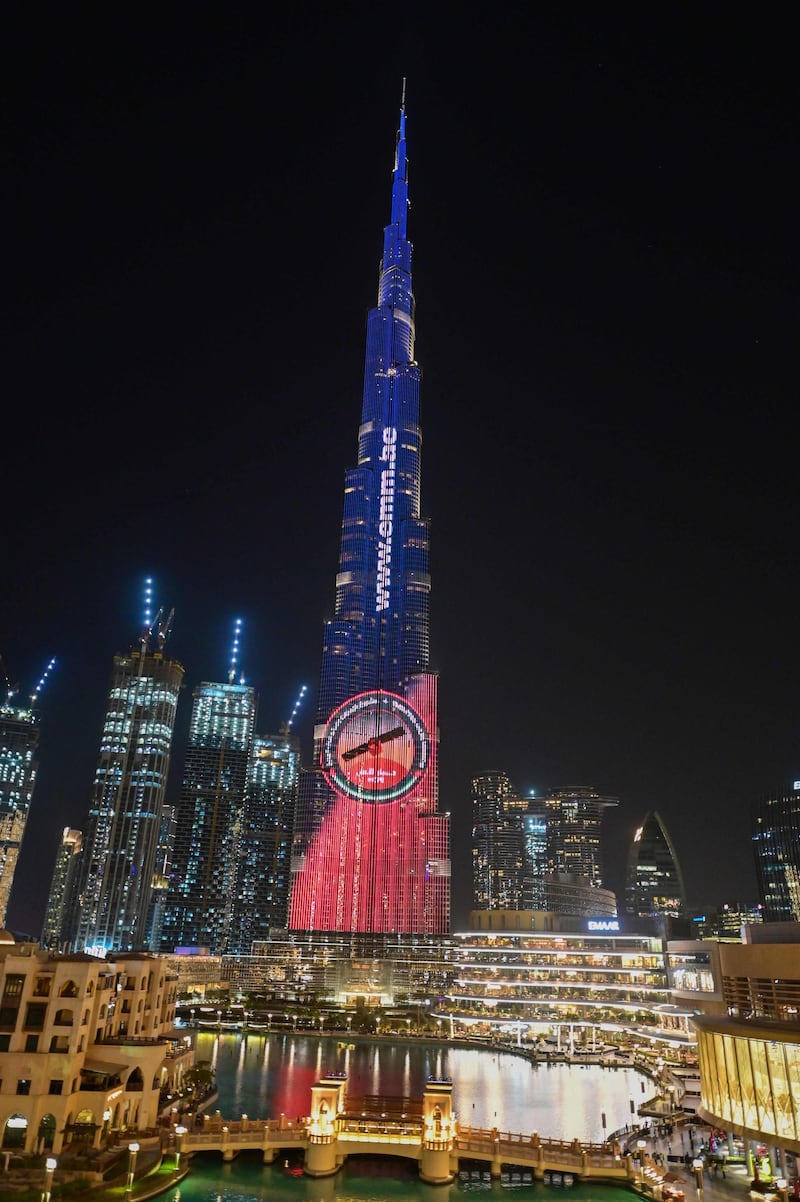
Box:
[289,90,450,935]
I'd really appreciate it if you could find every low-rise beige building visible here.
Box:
[0,935,192,1155]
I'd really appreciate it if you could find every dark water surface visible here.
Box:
[162,1033,645,1202]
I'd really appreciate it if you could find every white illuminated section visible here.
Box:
[228,617,243,684]
[30,656,56,706]
[143,576,154,631]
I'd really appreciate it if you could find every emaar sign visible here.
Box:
[587,919,620,932]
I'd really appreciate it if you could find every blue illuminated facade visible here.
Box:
[317,99,429,713]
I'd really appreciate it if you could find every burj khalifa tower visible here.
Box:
[289,90,450,936]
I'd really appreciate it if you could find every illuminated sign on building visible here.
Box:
[321,690,428,803]
[587,919,620,932]
[290,677,445,933]
[375,426,397,612]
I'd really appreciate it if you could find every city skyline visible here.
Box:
[4,7,796,934]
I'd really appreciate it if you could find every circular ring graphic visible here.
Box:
[321,690,429,802]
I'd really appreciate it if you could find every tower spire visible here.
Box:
[390,80,409,236]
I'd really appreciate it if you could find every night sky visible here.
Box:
[3,5,797,936]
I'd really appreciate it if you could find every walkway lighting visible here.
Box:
[636,1139,647,1185]
[692,1157,704,1194]
[43,1156,57,1202]
[125,1142,140,1199]
[174,1125,187,1169]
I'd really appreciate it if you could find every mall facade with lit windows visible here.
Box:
[670,926,800,1165]
[215,913,697,1051]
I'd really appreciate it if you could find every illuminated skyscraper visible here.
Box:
[541,785,618,890]
[69,610,184,954]
[0,706,40,927]
[289,92,450,935]
[160,679,257,954]
[0,659,55,928]
[471,772,527,910]
[624,809,686,921]
[228,730,300,952]
[753,785,800,922]
[41,827,82,950]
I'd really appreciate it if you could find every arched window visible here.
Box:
[38,1114,56,1151]
[126,1067,144,1093]
[2,1114,28,1150]
[59,980,79,998]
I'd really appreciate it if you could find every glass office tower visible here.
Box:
[752,786,800,921]
[70,630,184,954]
[624,809,686,920]
[289,95,450,935]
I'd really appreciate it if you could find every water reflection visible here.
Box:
[198,1032,647,1143]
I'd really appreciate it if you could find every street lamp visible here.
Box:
[267,1013,272,1032]
[125,1142,140,1199]
[174,1125,187,1170]
[691,1157,705,1192]
[406,1018,411,1037]
[43,1156,57,1202]
[637,1139,647,1186]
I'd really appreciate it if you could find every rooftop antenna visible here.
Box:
[282,684,308,735]
[401,76,406,110]
[228,618,243,684]
[30,656,57,708]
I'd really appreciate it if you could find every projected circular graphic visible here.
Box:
[321,690,429,803]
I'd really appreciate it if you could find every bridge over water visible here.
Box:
[174,1075,642,1187]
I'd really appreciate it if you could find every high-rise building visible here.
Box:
[228,730,300,953]
[541,785,618,890]
[752,785,800,922]
[289,93,450,935]
[160,679,258,955]
[624,809,686,921]
[0,698,41,927]
[522,806,548,910]
[69,613,184,955]
[41,827,82,950]
[471,771,527,910]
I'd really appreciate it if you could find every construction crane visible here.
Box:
[137,578,175,654]
[29,656,56,707]
[280,684,308,737]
